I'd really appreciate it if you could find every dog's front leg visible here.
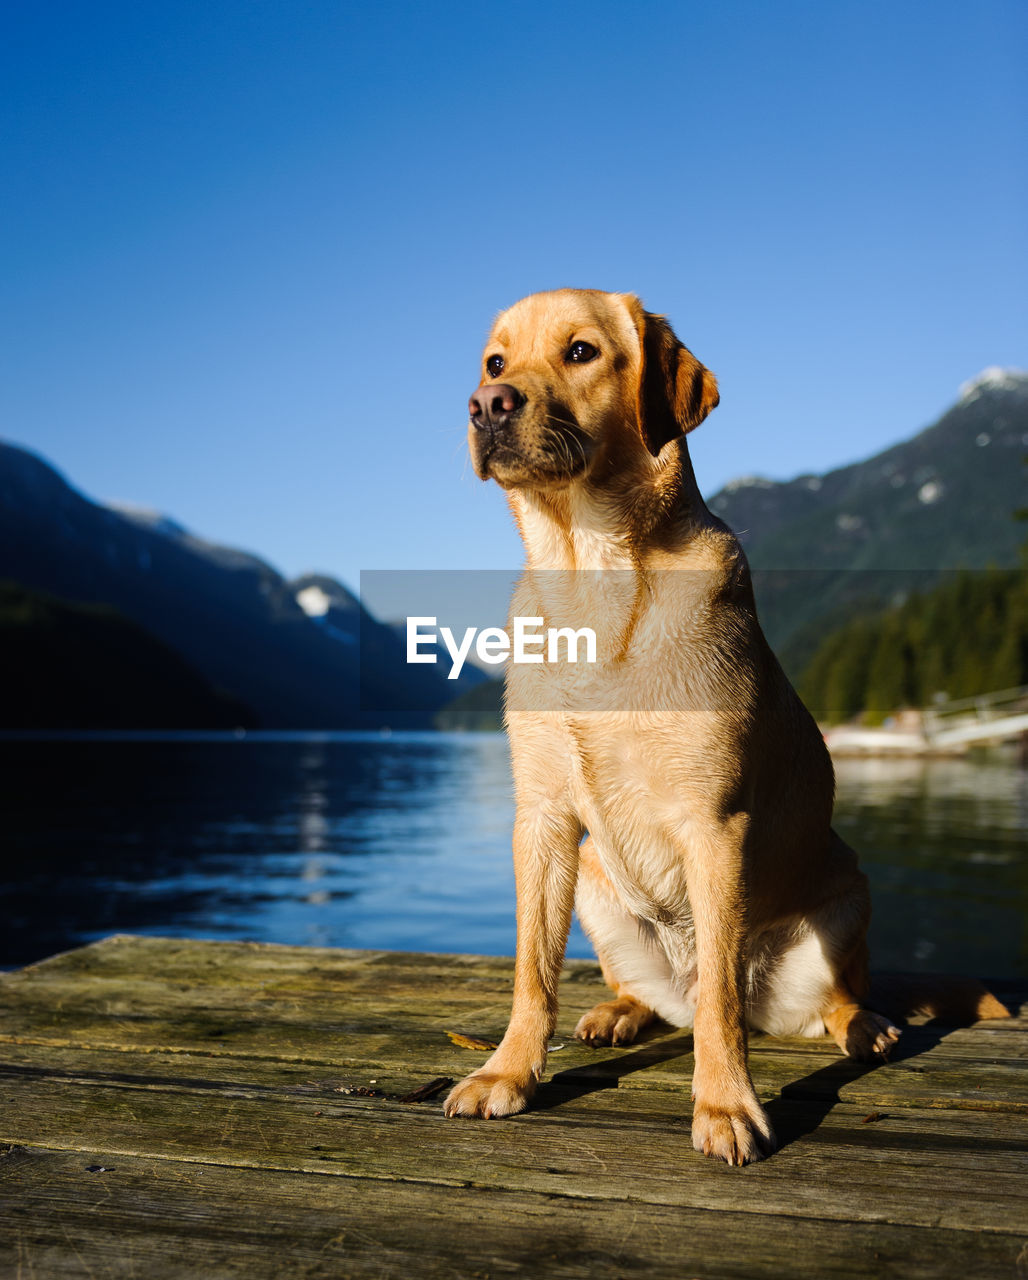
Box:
[444,804,582,1119]
[688,819,776,1165]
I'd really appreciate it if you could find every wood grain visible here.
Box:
[1,935,1025,1277]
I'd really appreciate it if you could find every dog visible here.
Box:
[443,288,1009,1164]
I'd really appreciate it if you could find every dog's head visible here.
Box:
[467,289,719,490]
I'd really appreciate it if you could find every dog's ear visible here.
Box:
[629,299,720,456]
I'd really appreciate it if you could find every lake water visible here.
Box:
[1,733,1024,976]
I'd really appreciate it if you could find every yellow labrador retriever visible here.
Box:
[443,288,1007,1164]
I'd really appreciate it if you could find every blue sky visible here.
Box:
[3,1,1025,596]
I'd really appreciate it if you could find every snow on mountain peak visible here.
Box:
[723,474,774,493]
[296,584,333,617]
[958,367,1028,403]
[105,501,187,538]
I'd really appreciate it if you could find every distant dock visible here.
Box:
[1,935,1025,1277]
[825,685,1028,757]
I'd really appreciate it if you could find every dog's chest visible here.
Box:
[565,720,701,925]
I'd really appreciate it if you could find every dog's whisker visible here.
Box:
[539,417,586,475]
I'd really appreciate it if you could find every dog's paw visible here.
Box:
[443,1068,537,1119]
[691,1096,776,1166]
[844,1010,901,1062]
[574,998,652,1046]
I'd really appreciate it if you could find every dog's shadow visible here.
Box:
[533,1018,963,1151]
[767,1016,996,1148]
[532,1024,694,1112]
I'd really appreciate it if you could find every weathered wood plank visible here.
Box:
[10,933,1024,1000]
[5,937,1022,1064]
[2,1010,1022,1117]
[4,999,1022,1067]
[2,1039,1026,1173]
[3,976,1023,1051]
[2,1145,1026,1280]
[11,934,1025,1017]
[2,1061,1026,1230]
[2,1034,1028,1157]
[2,936,1025,1280]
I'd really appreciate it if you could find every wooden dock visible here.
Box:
[1,935,1025,1278]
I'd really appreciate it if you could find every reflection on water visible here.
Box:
[832,755,1026,978]
[0,734,1024,976]
[0,733,521,968]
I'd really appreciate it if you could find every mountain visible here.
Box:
[3,371,1020,729]
[0,580,255,730]
[0,443,481,728]
[705,367,1028,670]
[709,367,1027,570]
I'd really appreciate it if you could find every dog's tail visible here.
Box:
[868,973,1011,1023]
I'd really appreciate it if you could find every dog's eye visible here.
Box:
[567,341,599,364]
[485,354,505,378]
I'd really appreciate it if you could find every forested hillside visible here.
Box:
[0,580,255,729]
[797,567,1028,724]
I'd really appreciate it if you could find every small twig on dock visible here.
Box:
[398,1077,454,1104]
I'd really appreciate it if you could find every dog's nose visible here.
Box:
[469,383,525,431]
